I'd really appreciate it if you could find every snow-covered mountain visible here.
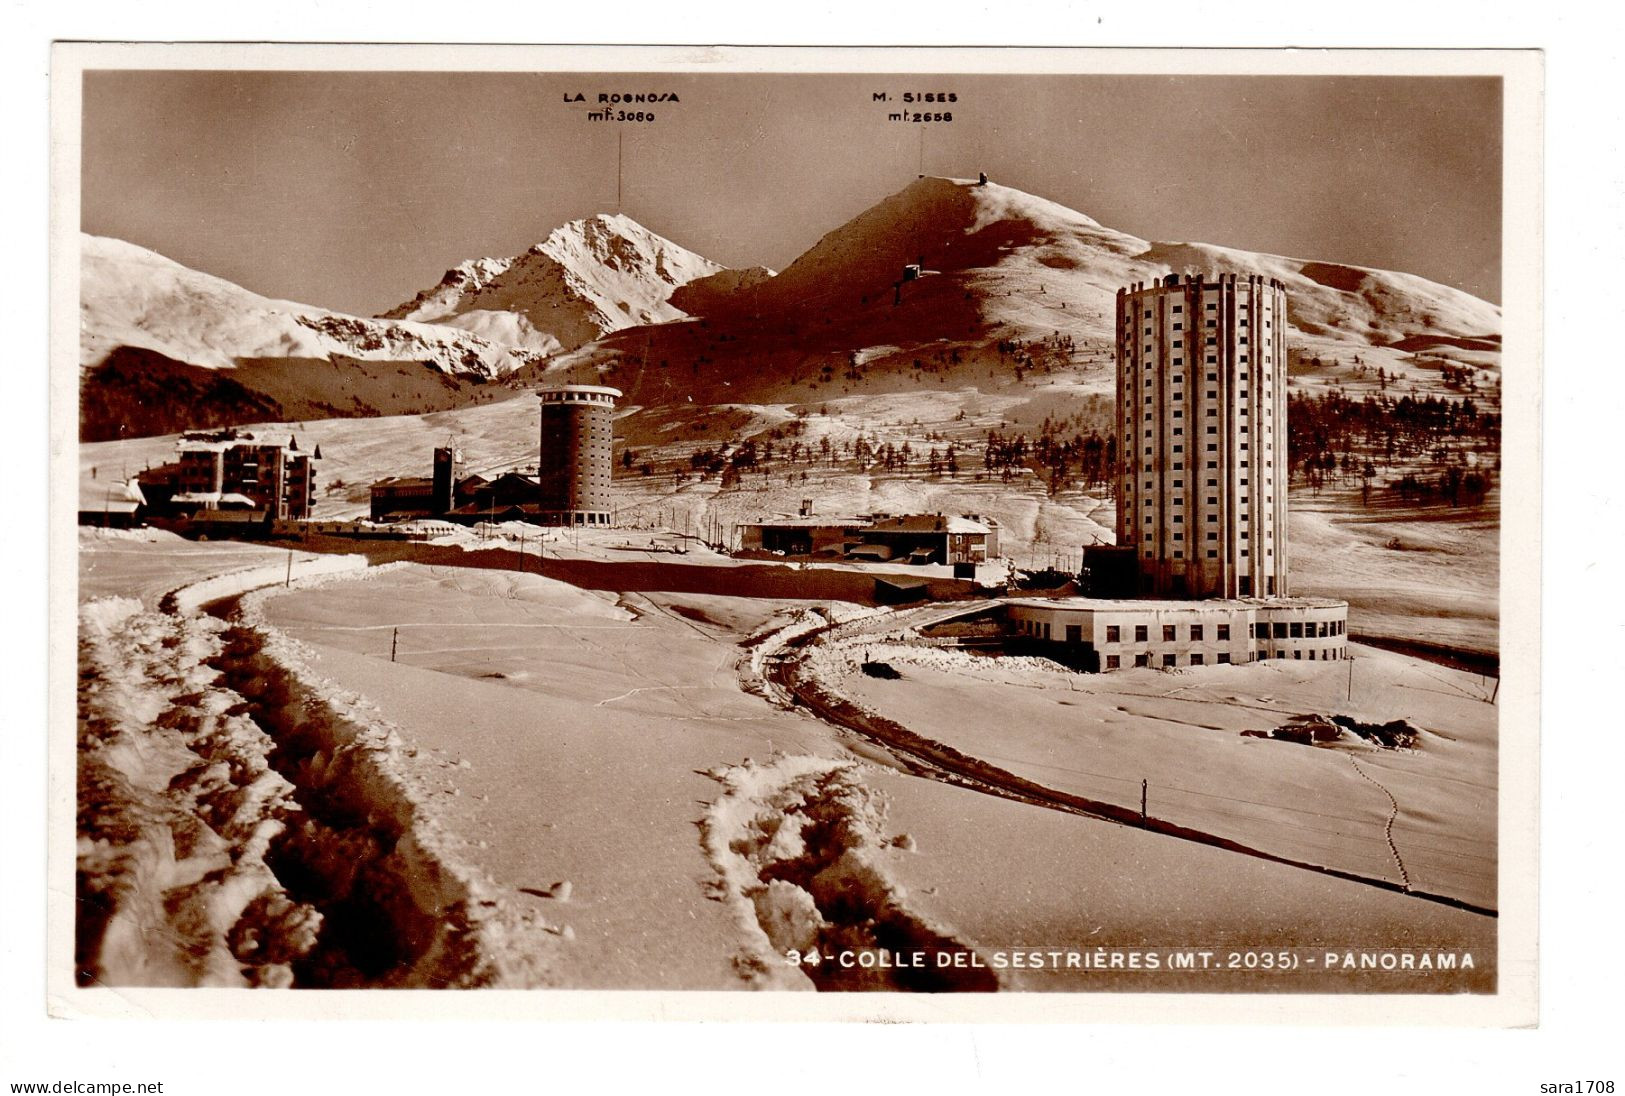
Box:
[537,176,1501,405]
[78,234,550,440]
[668,176,1499,347]
[380,214,728,355]
[80,178,1501,441]
[81,234,535,377]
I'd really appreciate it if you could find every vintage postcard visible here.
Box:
[50,44,1541,1023]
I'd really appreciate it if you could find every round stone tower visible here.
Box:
[536,384,621,526]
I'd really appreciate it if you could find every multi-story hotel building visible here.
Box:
[169,429,315,520]
[1002,271,1348,672]
[1116,272,1289,599]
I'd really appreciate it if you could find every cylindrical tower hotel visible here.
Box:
[1115,272,1288,599]
[537,384,621,526]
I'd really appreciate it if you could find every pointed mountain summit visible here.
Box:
[539,176,1500,407]
[381,213,729,355]
[674,175,1498,347]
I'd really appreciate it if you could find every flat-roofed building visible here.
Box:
[1006,596,1349,672]
[738,513,998,565]
[1116,272,1288,599]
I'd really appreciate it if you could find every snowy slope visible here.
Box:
[537,176,1500,407]
[675,176,1498,348]
[667,264,776,314]
[80,234,535,377]
[381,214,726,354]
[1136,242,1501,346]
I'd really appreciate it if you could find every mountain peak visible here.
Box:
[382,213,725,354]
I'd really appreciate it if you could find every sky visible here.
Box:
[80,71,1502,315]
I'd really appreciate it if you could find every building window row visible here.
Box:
[1252,619,1346,639]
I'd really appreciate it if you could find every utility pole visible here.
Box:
[285,547,294,587]
[1140,780,1148,827]
[390,627,398,662]
[518,527,526,572]
[1347,655,1354,701]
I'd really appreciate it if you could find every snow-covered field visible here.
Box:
[825,637,1497,910]
[75,549,531,988]
[232,558,1495,987]
[73,535,1498,991]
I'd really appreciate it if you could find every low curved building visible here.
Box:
[1007,596,1349,672]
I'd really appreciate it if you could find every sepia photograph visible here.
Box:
[49,44,1541,1021]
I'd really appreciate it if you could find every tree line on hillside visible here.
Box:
[1287,388,1500,505]
[613,381,1499,510]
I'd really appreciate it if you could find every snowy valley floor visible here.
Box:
[75,536,1496,992]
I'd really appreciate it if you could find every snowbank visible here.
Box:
[700,755,993,991]
[77,596,320,986]
[163,551,369,616]
[77,553,551,987]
